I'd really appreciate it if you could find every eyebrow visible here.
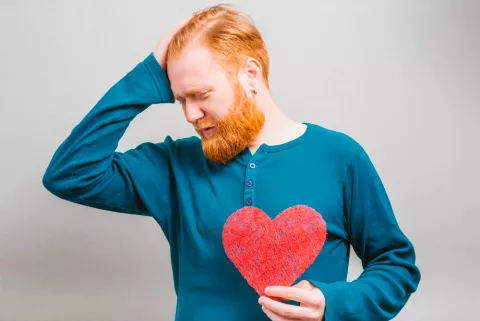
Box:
[175,87,213,100]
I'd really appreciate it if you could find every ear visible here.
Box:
[237,57,262,94]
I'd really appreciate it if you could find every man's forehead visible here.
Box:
[168,45,229,95]
[173,46,216,74]
[171,70,216,98]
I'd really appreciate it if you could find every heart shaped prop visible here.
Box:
[222,205,327,297]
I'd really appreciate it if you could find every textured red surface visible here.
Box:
[222,205,327,298]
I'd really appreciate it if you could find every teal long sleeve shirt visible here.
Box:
[42,52,421,321]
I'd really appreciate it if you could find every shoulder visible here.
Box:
[306,123,384,183]
[305,122,364,163]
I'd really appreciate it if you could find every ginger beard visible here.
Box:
[194,80,265,165]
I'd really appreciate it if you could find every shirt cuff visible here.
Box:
[143,52,175,104]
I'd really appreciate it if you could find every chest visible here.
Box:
[176,152,348,243]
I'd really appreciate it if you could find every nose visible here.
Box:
[183,101,205,124]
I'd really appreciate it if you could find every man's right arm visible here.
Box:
[42,53,177,224]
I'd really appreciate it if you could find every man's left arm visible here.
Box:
[307,146,421,320]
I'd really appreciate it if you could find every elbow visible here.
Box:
[42,166,70,198]
[42,170,55,194]
[42,169,59,196]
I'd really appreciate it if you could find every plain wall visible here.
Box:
[1,0,479,320]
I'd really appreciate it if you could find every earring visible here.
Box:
[252,88,257,95]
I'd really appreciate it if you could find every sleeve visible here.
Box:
[308,146,421,321]
[42,52,177,234]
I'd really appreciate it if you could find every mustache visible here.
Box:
[194,120,217,130]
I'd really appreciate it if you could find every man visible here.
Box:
[43,4,420,321]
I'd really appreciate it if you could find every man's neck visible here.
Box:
[248,94,307,155]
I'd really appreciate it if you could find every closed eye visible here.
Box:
[194,92,210,100]
[175,89,212,104]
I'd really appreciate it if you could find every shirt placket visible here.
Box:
[243,147,267,207]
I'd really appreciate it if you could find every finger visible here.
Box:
[261,306,294,321]
[292,280,316,290]
[265,286,323,307]
[259,296,314,319]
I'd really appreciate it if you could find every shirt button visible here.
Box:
[246,180,253,187]
[249,163,256,169]
[246,198,252,205]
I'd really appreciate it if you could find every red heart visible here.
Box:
[222,205,327,297]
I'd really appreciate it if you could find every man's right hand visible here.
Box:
[153,16,192,71]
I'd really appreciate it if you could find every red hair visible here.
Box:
[166,4,270,89]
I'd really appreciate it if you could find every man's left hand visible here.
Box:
[259,280,325,321]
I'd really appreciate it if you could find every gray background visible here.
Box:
[1,0,479,320]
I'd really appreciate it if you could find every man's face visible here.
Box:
[167,45,265,164]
